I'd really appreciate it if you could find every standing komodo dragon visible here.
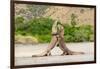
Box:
[32,20,84,57]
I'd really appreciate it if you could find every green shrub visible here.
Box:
[64,24,93,42]
[15,17,53,35]
[15,16,94,43]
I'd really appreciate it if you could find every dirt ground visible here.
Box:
[15,42,94,66]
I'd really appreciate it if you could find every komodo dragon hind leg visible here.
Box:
[32,36,57,57]
[59,37,84,55]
